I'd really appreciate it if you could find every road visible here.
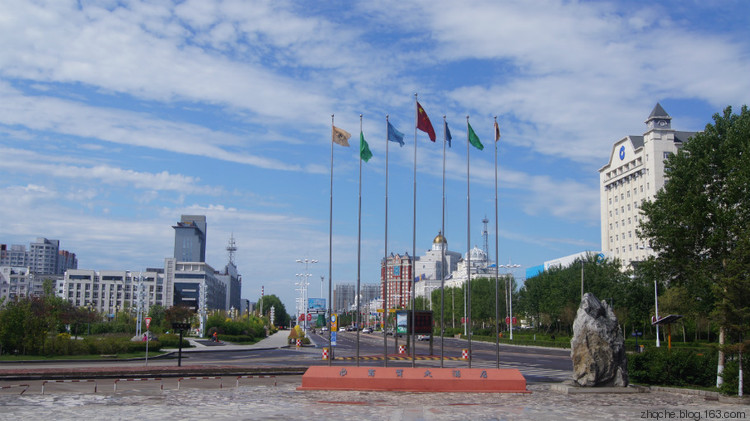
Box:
[0,330,573,386]
[182,331,573,382]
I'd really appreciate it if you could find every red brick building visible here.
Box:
[380,252,413,310]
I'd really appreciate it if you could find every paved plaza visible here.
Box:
[0,332,746,420]
[1,376,748,421]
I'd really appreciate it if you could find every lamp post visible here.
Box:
[499,263,521,340]
[654,279,660,348]
[296,258,318,331]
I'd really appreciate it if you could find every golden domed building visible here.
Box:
[413,231,462,299]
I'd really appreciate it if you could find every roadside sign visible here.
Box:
[145,317,152,330]
[307,313,312,322]
[330,314,338,331]
[331,331,337,346]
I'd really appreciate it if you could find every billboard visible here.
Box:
[308,298,326,311]
[396,310,433,334]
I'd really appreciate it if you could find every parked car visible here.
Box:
[338,327,346,332]
[417,334,430,341]
[362,327,372,334]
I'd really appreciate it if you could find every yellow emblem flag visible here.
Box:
[332,126,351,147]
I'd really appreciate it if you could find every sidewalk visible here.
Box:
[173,329,292,352]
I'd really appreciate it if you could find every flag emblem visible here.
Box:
[332,126,351,147]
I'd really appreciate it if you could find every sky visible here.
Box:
[1,0,749,313]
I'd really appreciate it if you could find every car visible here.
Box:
[320,326,328,332]
[362,327,372,334]
[346,325,357,331]
[417,334,430,341]
[338,327,346,332]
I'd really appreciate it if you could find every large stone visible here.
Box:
[570,293,628,387]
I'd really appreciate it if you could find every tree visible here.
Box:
[148,304,167,332]
[258,294,289,327]
[516,253,630,334]
[639,105,750,386]
[165,305,195,325]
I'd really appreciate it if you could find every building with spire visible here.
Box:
[414,232,462,299]
[216,234,242,312]
[599,103,698,267]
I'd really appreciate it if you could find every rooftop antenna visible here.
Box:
[227,234,237,264]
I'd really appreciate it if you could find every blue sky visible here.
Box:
[1,0,749,312]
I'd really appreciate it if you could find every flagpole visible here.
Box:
[384,115,390,367]
[494,116,500,369]
[328,114,335,365]
[356,114,363,367]
[411,93,418,367]
[441,116,447,368]
[466,115,472,368]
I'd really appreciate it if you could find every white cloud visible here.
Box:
[0,86,305,171]
[0,147,220,195]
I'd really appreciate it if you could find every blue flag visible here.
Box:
[387,121,405,146]
[444,120,452,148]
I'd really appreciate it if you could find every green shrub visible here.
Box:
[46,335,92,356]
[217,334,258,344]
[629,347,717,387]
[158,333,191,348]
[718,355,749,396]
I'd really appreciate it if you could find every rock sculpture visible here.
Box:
[570,293,628,387]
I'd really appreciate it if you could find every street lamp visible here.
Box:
[296,258,318,331]
[499,263,521,340]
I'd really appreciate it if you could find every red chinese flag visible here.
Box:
[416,101,436,141]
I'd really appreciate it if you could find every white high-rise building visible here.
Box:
[599,103,697,267]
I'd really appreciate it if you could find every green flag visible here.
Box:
[467,122,484,150]
[360,131,373,162]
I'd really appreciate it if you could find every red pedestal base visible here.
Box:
[297,366,529,393]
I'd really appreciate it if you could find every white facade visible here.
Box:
[445,245,495,288]
[61,269,164,316]
[599,103,697,267]
[0,266,40,301]
[414,232,462,284]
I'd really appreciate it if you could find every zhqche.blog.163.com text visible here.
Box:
[641,409,747,420]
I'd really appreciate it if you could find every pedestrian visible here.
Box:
[212,331,218,342]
